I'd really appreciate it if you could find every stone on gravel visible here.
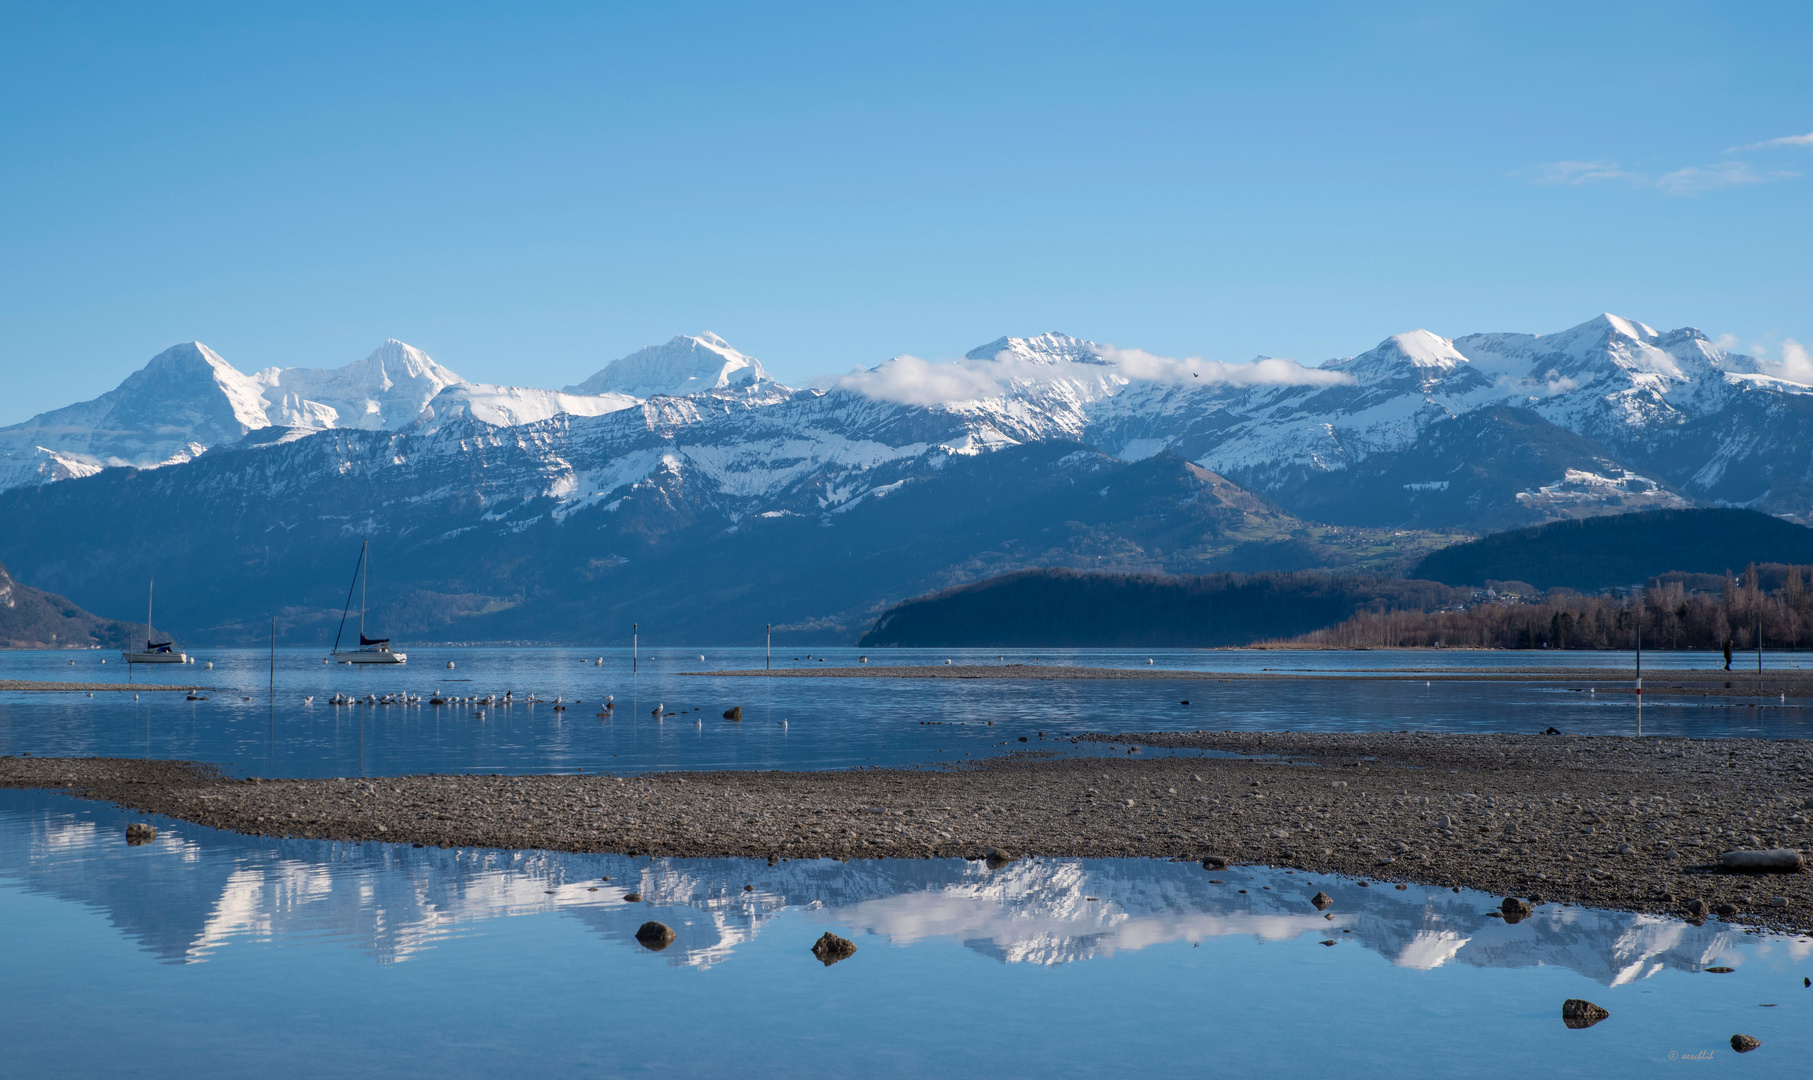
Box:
[1719,849,1805,873]
[1561,999,1609,1029]
[984,846,1014,869]
[1502,897,1534,923]
[1729,1034,1761,1053]
[811,932,858,966]
[1201,856,1229,871]
[125,822,157,845]
[635,921,676,951]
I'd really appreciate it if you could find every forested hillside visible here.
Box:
[1413,508,1813,590]
[857,568,1467,648]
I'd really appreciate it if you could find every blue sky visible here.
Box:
[2,1,1809,422]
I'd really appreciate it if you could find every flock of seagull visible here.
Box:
[318,688,588,717]
[298,691,788,727]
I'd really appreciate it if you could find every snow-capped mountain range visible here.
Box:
[1,313,1807,642]
[0,332,776,491]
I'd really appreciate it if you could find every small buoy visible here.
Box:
[447,661,455,669]
[100,659,106,664]
[205,662,213,670]
[323,657,330,664]
[859,656,867,663]
[699,654,706,662]
[1147,659,1154,665]
[945,659,952,665]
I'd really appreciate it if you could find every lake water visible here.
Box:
[1,788,1807,1078]
[2,647,1809,778]
[6,647,1812,1076]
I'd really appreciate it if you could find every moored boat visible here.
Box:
[121,579,188,665]
[330,540,406,665]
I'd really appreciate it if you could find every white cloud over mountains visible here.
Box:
[837,345,1353,406]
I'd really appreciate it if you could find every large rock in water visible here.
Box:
[811,932,858,966]
[125,823,157,845]
[635,921,676,951]
[723,706,742,721]
[1501,897,1534,923]
[1561,999,1609,1029]
[984,846,1014,869]
[1729,1034,1761,1053]
[1719,849,1804,873]
[1311,891,1333,911]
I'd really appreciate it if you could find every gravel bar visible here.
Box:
[4,733,1811,934]
[696,664,1813,697]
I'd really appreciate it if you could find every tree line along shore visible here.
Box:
[1272,563,1813,651]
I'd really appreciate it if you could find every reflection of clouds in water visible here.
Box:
[0,791,1765,983]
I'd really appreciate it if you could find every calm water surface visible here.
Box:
[6,650,1812,1075]
[1,790,1807,1078]
[2,647,1809,778]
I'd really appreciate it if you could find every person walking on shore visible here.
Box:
[1724,640,1734,671]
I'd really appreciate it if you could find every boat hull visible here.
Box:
[338,652,407,665]
[122,652,188,664]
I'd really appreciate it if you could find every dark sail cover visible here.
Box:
[360,634,390,647]
[147,640,174,652]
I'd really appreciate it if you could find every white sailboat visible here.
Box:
[331,539,406,665]
[121,578,188,665]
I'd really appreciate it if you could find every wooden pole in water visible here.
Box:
[1634,618,1641,737]
[633,622,638,675]
[766,623,771,672]
[268,615,276,771]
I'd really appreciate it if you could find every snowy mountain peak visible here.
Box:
[140,342,273,431]
[253,339,464,430]
[1325,329,1472,386]
[564,334,773,398]
[964,332,1108,366]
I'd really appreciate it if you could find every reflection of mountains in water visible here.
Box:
[0,792,1745,982]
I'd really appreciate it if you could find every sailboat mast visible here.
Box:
[360,540,368,642]
[148,578,154,640]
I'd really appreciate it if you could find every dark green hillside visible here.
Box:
[857,568,1466,648]
[0,561,144,649]
[1411,508,1813,590]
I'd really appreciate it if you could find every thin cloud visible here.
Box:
[1657,161,1797,196]
[1520,160,1631,186]
[838,344,1352,406]
[1726,131,1813,152]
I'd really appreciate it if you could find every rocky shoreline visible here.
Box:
[4,732,1810,934]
